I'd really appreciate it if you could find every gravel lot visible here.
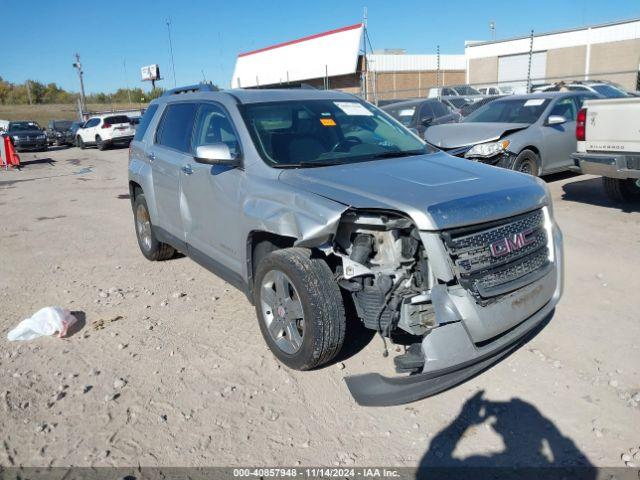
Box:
[0,146,638,469]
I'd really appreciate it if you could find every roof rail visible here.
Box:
[162,83,216,96]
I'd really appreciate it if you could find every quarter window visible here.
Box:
[156,103,198,153]
[134,104,159,141]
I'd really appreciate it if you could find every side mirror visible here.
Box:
[546,115,567,126]
[420,116,434,127]
[194,143,240,167]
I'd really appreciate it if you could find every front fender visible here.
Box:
[243,187,348,247]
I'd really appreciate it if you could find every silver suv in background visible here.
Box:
[128,85,563,406]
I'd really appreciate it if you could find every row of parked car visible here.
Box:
[379,79,638,177]
[0,114,140,153]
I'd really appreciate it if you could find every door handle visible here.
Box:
[181,164,194,175]
[146,152,156,162]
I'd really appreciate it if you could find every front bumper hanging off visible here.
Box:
[345,308,552,407]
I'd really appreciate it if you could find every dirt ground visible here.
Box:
[0,146,638,470]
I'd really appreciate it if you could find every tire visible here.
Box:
[513,149,541,176]
[602,177,640,203]
[254,248,346,370]
[77,136,85,149]
[133,193,175,261]
[96,136,107,151]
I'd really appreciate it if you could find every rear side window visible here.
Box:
[104,115,130,124]
[156,103,198,152]
[134,104,159,141]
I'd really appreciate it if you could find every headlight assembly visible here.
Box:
[465,139,510,158]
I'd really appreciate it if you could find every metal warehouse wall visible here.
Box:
[468,38,640,90]
[466,19,640,91]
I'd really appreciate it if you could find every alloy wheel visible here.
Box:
[260,270,305,354]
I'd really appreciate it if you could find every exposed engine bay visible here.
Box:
[331,210,439,341]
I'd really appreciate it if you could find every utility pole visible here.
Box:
[526,30,534,93]
[362,7,368,101]
[72,53,86,113]
[166,19,177,87]
[25,80,33,105]
[122,59,132,107]
[436,45,441,99]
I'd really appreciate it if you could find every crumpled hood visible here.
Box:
[278,152,548,230]
[425,122,530,149]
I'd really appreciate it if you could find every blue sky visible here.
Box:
[2,0,638,94]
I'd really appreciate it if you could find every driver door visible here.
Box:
[541,97,577,172]
[181,102,244,274]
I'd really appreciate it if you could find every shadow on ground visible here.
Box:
[67,311,86,338]
[561,177,640,213]
[417,390,595,480]
[15,158,56,167]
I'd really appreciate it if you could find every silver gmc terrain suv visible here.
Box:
[128,84,563,406]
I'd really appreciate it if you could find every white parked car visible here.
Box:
[75,115,135,150]
[477,85,515,96]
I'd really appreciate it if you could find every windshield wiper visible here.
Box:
[369,149,426,160]
[275,160,346,169]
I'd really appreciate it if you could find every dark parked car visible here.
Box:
[459,95,505,117]
[382,98,461,136]
[440,96,471,112]
[46,120,75,146]
[6,121,48,152]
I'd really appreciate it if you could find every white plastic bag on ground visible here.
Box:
[7,307,77,341]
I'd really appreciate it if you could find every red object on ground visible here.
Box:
[3,135,20,168]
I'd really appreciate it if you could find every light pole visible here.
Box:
[166,19,177,87]
[489,21,496,40]
[72,53,87,113]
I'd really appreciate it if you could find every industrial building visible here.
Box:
[231,23,465,102]
[466,18,640,93]
[231,17,640,102]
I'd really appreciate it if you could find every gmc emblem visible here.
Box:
[489,228,536,257]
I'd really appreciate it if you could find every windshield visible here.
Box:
[464,98,550,124]
[454,86,481,96]
[53,120,73,130]
[384,105,417,126]
[591,84,629,98]
[8,121,41,132]
[241,99,430,168]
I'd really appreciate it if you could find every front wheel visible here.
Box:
[513,149,541,176]
[77,136,85,149]
[254,248,346,370]
[602,177,640,203]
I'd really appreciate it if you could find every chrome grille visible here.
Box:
[442,209,550,299]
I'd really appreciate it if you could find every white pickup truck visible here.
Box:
[571,97,640,202]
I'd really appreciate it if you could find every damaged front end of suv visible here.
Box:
[320,203,562,407]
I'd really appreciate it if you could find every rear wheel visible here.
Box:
[513,149,540,176]
[254,248,346,370]
[602,177,640,203]
[133,193,175,261]
[96,135,107,151]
